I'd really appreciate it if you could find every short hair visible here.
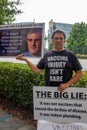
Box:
[51,30,66,39]
[27,28,42,34]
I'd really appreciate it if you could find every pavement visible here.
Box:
[0,108,37,130]
[1,108,87,130]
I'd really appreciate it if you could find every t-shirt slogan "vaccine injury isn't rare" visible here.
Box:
[37,50,82,87]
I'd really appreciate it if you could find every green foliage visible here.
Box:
[72,71,87,88]
[0,62,44,107]
[49,41,53,50]
[0,62,87,107]
[76,54,87,59]
[0,0,22,24]
[48,36,53,50]
[67,22,87,54]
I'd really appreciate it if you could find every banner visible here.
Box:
[0,23,45,57]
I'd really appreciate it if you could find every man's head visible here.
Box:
[51,30,66,51]
[27,28,42,56]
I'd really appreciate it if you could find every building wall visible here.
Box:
[48,20,73,39]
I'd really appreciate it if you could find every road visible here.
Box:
[79,59,87,71]
[0,57,87,71]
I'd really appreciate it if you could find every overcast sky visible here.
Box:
[15,0,87,33]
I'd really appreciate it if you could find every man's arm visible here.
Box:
[58,70,83,92]
[16,54,41,73]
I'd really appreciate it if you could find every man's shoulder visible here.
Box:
[64,49,78,60]
[64,49,75,55]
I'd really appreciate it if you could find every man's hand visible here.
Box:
[57,70,82,92]
[16,54,24,60]
[57,83,69,92]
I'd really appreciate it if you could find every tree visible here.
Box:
[0,0,22,25]
[67,22,87,54]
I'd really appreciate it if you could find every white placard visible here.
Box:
[37,120,87,130]
[33,87,87,123]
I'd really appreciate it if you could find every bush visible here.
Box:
[0,62,87,107]
[0,62,44,107]
[76,54,87,59]
[72,71,87,88]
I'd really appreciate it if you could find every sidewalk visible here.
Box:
[0,109,37,130]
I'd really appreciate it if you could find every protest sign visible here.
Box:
[33,86,87,123]
[37,120,87,130]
